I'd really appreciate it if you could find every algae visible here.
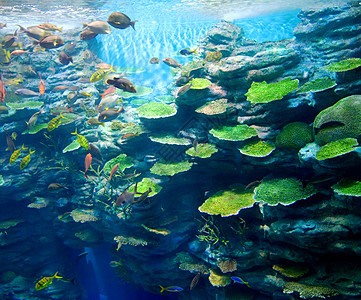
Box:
[210,125,258,141]
[149,134,191,145]
[190,78,212,89]
[315,138,358,161]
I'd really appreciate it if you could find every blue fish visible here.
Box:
[231,276,250,287]
[179,48,197,56]
[159,285,184,293]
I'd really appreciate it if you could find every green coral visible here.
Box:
[239,139,276,157]
[7,101,44,110]
[22,123,47,135]
[325,58,361,72]
[198,184,255,217]
[297,77,337,94]
[186,143,218,158]
[150,133,191,145]
[315,138,358,161]
[62,140,81,153]
[103,154,133,175]
[128,178,162,197]
[150,161,193,176]
[245,78,299,104]
[273,264,310,278]
[313,95,361,145]
[205,51,222,62]
[181,60,206,77]
[190,78,212,89]
[117,86,153,99]
[332,178,361,197]
[254,178,317,206]
[155,95,175,103]
[195,99,228,116]
[283,281,339,299]
[119,124,148,135]
[276,122,314,151]
[137,102,176,119]
[210,125,258,141]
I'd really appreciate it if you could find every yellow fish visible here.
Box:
[5,75,23,86]
[19,149,35,170]
[35,271,62,291]
[90,64,115,83]
[47,114,65,132]
[80,92,92,97]
[71,128,89,150]
[9,145,27,165]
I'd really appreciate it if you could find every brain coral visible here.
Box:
[276,122,314,151]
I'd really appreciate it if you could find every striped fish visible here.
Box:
[35,271,62,291]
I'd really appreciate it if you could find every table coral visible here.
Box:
[276,122,314,151]
[150,161,193,176]
[210,124,258,141]
[315,138,358,161]
[332,178,361,197]
[239,139,276,157]
[137,101,176,119]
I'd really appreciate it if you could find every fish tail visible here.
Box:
[58,27,63,32]
[81,21,88,28]
[130,21,137,30]
[84,173,88,179]
[16,24,26,33]
[71,128,77,135]
[22,145,28,150]
[159,285,165,293]
[109,64,116,73]
[193,48,198,55]
[60,113,66,119]
[29,149,35,154]
[100,122,105,127]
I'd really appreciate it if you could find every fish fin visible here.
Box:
[130,21,137,30]
[81,21,88,28]
[134,182,138,194]
[105,30,111,34]
[60,113,66,119]
[84,173,88,179]
[68,107,73,112]
[26,121,30,129]
[16,24,26,33]
[29,149,35,154]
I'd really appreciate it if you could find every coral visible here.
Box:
[210,125,258,141]
[103,154,133,175]
[6,101,44,110]
[276,122,314,151]
[155,95,175,103]
[272,263,310,278]
[136,102,176,119]
[75,229,100,242]
[186,143,218,158]
[60,112,78,125]
[239,139,276,157]
[179,263,209,274]
[245,78,299,104]
[217,259,237,273]
[62,140,81,153]
[149,134,191,145]
[315,138,358,161]
[150,161,193,176]
[70,209,98,223]
[297,77,337,94]
[119,123,148,135]
[283,281,339,299]
[254,178,317,206]
[114,235,148,248]
[27,197,49,209]
[110,121,125,130]
[190,78,212,89]
[325,58,361,72]
[0,219,25,229]
[22,123,47,135]
[198,184,255,217]
[195,98,228,115]
[128,177,162,197]
[313,95,361,145]
[180,60,206,77]
[205,51,222,62]
[208,269,231,287]
[117,85,152,98]
[332,178,361,197]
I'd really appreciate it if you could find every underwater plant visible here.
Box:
[190,78,212,89]
[208,269,231,287]
[196,216,229,247]
[283,281,339,299]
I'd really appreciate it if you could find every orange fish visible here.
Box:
[0,74,6,102]
[108,163,119,181]
[84,153,92,179]
[38,73,45,96]
[99,86,116,98]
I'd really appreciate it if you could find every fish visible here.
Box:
[176,82,192,98]
[11,132,17,140]
[15,88,39,97]
[89,143,102,161]
[119,171,141,181]
[47,114,66,132]
[180,48,198,56]
[10,49,30,57]
[38,35,65,49]
[71,128,89,150]
[0,23,6,29]
[159,285,184,293]
[76,251,88,264]
[90,64,115,83]
[84,153,92,179]
[9,145,27,165]
[115,183,138,207]
[175,74,192,86]
[37,23,62,32]
[26,110,43,129]
[149,57,159,64]
[38,73,45,96]
[163,57,182,68]
[95,63,113,69]
[98,108,123,122]
[4,129,14,152]
[82,20,111,34]
[120,133,139,140]
[35,272,62,291]
[5,76,23,86]
[59,51,73,65]
[231,276,250,288]
[53,85,69,91]
[48,183,69,191]
[190,272,201,290]
[133,188,152,204]
[19,148,35,170]
[109,260,123,268]
[141,224,170,236]
[100,86,117,98]
[245,180,262,190]
[0,74,6,102]
[106,77,137,93]
[80,29,98,41]
[51,106,73,115]
[17,25,50,40]
[108,163,119,181]
[0,49,11,64]
[0,106,9,113]
[98,93,122,111]
[1,29,18,48]
[107,12,137,30]
[86,118,105,127]
[193,137,198,153]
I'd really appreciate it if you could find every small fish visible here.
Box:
[90,64,115,83]
[193,137,198,153]
[0,49,10,64]
[115,183,138,207]
[10,49,30,57]
[38,73,45,96]
[82,20,111,34]
[11,132,17,140]
[76,251,88,264]
[149,57,159,64]
[19,148,35,170]
[100,86,116,98]
[141,224,170,236]
[80,92,92,98]
[71,128,89,150]
[48,183,69,191]
[35,271,62,291]
[59,51,73,65]
[9,145,27,165]
[0,74,6,102]
[133,188,152,204]
[231,276,250,288]
[86,118,105,127]
[121,133,139,140]
[180,48,198,56]
[84,153,92,179]
[4,129,14,152]
[159,285,183,293]
[80,28,98,41]
[108,163,119,181]
[53,85,69,91]
[37,23,62,32]
[98,108,123,122]
[47,114,65,132]
[106,77,137,93]
[176,82,192,98]
[5,75,23,86]
[190,272,201,290]
[1,29,18,48]
[0,105,9,113]
[15,88,39,97]
[38,35,64,49]
[51,106,73,115]
[17,25,50,40]
[163,57,182,68]
[245,180,262,190]
[95,63,113,69]
[26,110,43,129]
[119,171,141,181]
[107,12,137,30]
[109,260,123,268]
[98,93,122,111]
[0,23,6,29]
